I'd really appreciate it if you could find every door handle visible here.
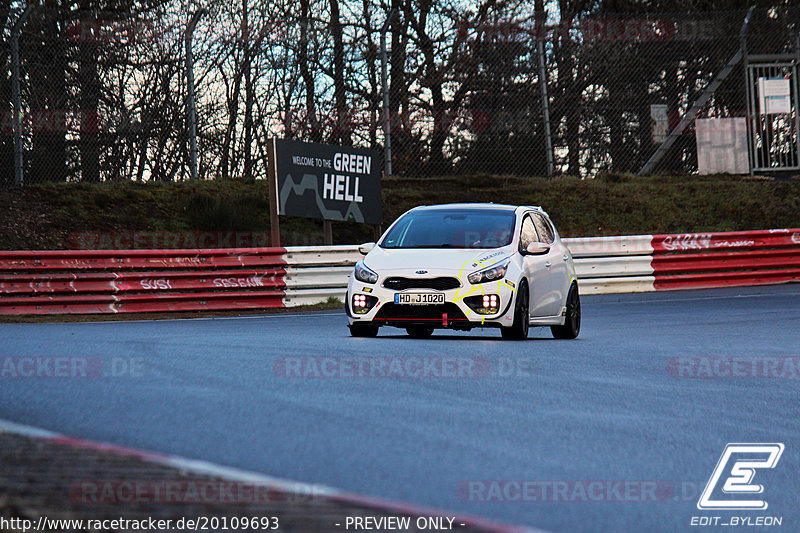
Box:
[545,261,552,268]
[562,254,569,261]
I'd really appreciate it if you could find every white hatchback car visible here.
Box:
[345,203,580,339]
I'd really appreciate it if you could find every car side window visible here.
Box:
[518,215,540,253]
[532,213,555,244]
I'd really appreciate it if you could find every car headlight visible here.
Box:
[354,260,379,284]
[467,259,509,285]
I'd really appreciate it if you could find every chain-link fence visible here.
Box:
[1,4,799,185]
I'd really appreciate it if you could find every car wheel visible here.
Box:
[551,283,580,339]
[406,326,434,338]
[501,281,529,340]
[349,323,379,337]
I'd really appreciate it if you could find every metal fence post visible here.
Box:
[11,7,32,186]
[185,10,207,180]
[380,9,398,177]
[536,14,554,177]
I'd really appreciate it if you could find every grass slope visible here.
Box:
[1,174,798,250]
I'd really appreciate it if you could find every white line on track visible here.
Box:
[0,311,345,326]
[586,290,800,306]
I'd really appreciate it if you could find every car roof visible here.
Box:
[410,203,543,214]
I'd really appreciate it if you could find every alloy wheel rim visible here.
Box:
[570,290,580,333]
[521,289,529,335]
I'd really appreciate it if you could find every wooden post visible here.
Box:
[266,138,281,247]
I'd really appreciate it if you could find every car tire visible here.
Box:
[551,283,580,339]
[501,281,529,340]
[349,323,379,337]
[406,326,434,338]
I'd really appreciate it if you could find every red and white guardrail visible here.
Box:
[0,247,355,315]
[0,229,798,315]
[571,228,800,294]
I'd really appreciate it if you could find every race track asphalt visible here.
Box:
[1,285,798,533]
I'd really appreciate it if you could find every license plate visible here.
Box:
[394,292,445,305]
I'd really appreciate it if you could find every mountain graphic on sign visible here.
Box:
[279,173,365,222]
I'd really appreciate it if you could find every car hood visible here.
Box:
[363,246,514,274]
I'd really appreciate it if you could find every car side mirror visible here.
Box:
[358,242,376,255]
[525,242,550,255]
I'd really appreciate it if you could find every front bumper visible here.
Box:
[346,279,517,329]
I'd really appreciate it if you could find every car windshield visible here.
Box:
[380,208,515,249]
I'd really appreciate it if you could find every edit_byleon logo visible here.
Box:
[697,443,784,511]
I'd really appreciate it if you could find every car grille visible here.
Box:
[375,303,468,322]
[383,277,461,291]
